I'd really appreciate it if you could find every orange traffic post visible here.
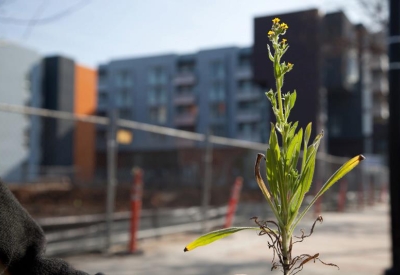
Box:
[337,180,347,212]
[224,177,243,228]
[129,167,143,254]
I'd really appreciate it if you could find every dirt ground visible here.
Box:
[9,182,264,217]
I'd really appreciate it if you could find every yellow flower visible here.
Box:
[282,39,287,44]
[268,31,275,36]
[280,23,289,29]
[288,62,293,67]
[272,18,280,24]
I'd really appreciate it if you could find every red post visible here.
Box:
[314,180,322,217]
[224,177,243,228]
[129,167,143,253]
[337,180,347,212]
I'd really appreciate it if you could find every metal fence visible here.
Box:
[0,103,388,255]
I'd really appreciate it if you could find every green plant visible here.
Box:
[183,18,365,275]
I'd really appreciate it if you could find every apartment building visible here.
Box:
[0,42,42,182]
[96,46,268,152]
[253,9,380,158]
[41,56,97,182]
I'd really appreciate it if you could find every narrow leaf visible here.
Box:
[267,44,274,62]
[292,155,365,231]
[315,154,365,198]
[301,123,312,174]
[184,227,261,252]
[255,153,272,202]
[256,154,282,224]
[290,90,297,110]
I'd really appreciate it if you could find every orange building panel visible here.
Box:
[74,65,97,182]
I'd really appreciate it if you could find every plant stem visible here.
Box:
[281,228,291,275]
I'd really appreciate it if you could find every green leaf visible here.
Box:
[286,128,303,170]
[301,123,312,174]
[292,154,365,231]
[267,44,274,62]
[256,154,282,224]
[266,149,279,197]
[314,154,365,200]
[290,91,297,110]
[184,227,261,252]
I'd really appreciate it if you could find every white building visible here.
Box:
[0,41,42,182]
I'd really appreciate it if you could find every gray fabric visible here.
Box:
[0,180,104,275]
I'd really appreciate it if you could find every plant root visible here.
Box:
[252,215,338,274]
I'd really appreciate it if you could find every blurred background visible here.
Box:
[0,0,392,274]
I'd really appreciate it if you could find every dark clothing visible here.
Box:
[0,180,103,275]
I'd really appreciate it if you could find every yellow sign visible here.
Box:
[117,129,133,144]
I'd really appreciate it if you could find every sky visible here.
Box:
[0,0,368,68]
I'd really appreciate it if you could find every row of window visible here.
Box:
[99,55,252,88]
[98,80,258,106]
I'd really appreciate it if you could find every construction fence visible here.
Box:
[0,103,389,254]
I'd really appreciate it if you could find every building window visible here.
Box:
[209,82,225,101]
[238,55,251,70]
[237,80,252,92]
[148,67,168,85]
[238,122,258,134]
[176,85,194,96]
[237,101,259,113]
[209,102,225,118]
[98,93,108,105]
[116,89,131,106]
[177,61,195,74]
[148,87,167,104]
[116,70,133,88]
[346,49,359,86]
[98,67,108,87]
[149,106,167,124]
[210,61,225,78]
[210,124,226,137]
[176,105,197,116]
[329,116,342,137]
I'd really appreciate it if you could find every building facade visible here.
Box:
[96,46,269,152]
[41,56,97,182]
[0,48,97,183]
[0,42,42,182]
[253,9,380,158]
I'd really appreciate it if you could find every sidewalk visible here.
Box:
[66,203,391,275]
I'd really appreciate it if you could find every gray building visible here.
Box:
[0,42,42,182]
[96,47,268,152]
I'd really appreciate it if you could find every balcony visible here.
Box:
[236,67,252,80]
[372,76,389,96]
[174,93,196,105]
[173,73,196,86]
[236,90,260,101]
[236,111,261,123]
[373,102,389,120]
[370,55,389,72]
[174,113,197,126]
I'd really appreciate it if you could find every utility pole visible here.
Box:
[105,109,118,253]
[385,1,400,274]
